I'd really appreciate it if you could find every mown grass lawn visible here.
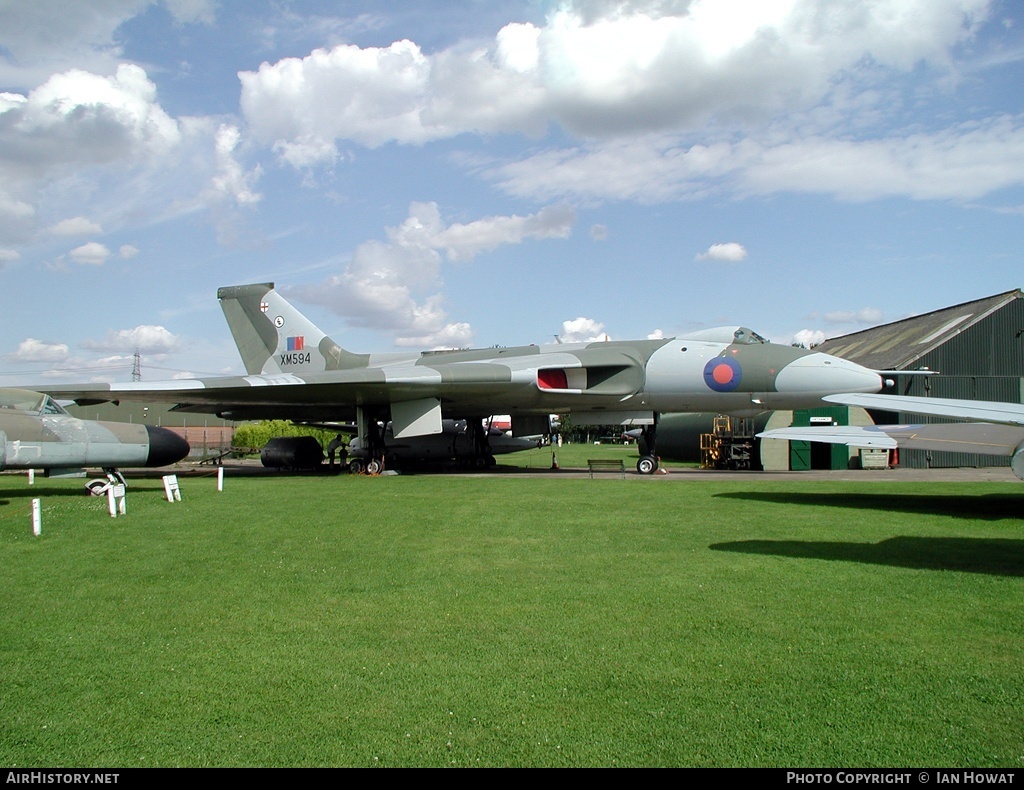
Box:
[1,469,1021,767]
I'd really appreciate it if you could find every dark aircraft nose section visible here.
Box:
[145,425,190,467]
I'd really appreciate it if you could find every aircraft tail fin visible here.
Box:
[217,283,365,375]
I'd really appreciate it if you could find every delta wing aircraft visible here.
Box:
[39,283,883,474]
[757,393,1024,480]
[0,388,190,474]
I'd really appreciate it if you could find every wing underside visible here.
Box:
[824,393,1024,426]
[758,423,1024,458]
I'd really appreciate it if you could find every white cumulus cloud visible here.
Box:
[49,216,103,236]
[0,64,182,244]
[434,204,575,262]
[696,242,747,262]
[69,241,110,265]
[10,337,70,363]
[81,325,181,355]
[239,0,993,166]
[791,328,827,349]
[292,202,575,347]
[560,317,608,343]
[0,65,181,179]
[208,123,261,207]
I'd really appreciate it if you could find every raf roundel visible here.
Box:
[703,356,742,392]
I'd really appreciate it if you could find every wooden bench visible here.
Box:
[587,458,625,478]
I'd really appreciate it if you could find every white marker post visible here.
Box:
[28,469,35,485]
[163,474,181,502]
[217,466,224,492]
[31,498,41,535]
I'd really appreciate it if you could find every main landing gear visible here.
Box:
[349,408,387,475]
[637,455,658,475]
[347,456,384,475]
[467,418,496,470]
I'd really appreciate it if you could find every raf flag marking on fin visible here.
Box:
[280,335,309,365]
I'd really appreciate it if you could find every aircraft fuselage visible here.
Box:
[0,389,190,471]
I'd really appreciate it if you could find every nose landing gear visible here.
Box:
[636,415,660,475]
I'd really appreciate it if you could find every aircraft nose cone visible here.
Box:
[775,353,882,395]
[145,425,190,467]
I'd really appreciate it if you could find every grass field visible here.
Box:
[1,459,1022,767]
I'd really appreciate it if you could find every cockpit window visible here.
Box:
[0,389,46,412]
[733,327,767,345]
[0,388,69,415]
[41,396,68,415]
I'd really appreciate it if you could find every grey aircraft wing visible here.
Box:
[37,347,652,436]
[758,422,1024,456]
[822,393,1024,426]
[758,392,1024,479]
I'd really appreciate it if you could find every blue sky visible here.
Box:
[1,0,1021,384]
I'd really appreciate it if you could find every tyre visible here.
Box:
[85,479,107,496]
[636,455,658,475]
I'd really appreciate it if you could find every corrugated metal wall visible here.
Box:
[898,376,1024,401]
[891,375,1024,470]
[910,296,1024,376]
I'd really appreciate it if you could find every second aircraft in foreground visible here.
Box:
[0,387,190,474]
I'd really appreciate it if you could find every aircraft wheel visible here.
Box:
[636,455,658,475]
[84,479,107,496]
[366,459,383,475]
[474,456,488,469]
[348,459,364,475]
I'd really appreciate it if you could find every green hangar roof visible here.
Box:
[816,289,1024,373]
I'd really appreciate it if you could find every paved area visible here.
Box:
[477,465,1021,483]
[156,460,1022,484]
[635,466,1021,483]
